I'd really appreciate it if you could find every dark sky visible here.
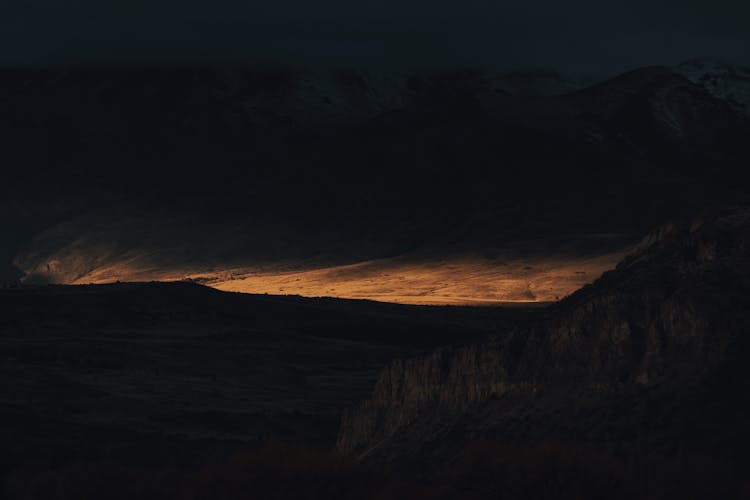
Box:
[1,0,748,74]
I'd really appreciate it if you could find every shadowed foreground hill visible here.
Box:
[0,283,534,477]
[338,207,750,472]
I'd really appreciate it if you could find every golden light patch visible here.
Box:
[196,254,623,305]
[20,252,625,306]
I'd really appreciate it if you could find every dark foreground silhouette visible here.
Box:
[6,440,746,500]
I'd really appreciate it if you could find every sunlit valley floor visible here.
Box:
[15,242,627,305]
[10,209,633,305]
[200,252,625,305]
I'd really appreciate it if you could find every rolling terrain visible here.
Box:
[0,282,535,476]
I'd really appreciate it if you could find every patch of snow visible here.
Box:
[675,59,750,117]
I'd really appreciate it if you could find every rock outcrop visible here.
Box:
[337,207,750,465]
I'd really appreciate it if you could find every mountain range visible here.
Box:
[1,59,749,303]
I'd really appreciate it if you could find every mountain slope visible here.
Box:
[337,207,750,467]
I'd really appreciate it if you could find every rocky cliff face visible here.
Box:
[337,207,750,464]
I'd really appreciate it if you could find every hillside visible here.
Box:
[338,207,750,470]
[0,282,536,473]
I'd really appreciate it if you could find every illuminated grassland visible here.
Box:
[13,207,631,305]
[28,251,624,305]
[203,253,623,304]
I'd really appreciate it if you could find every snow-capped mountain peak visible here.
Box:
[675,58,750,116]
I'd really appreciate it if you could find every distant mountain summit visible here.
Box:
[675,59,750,117]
